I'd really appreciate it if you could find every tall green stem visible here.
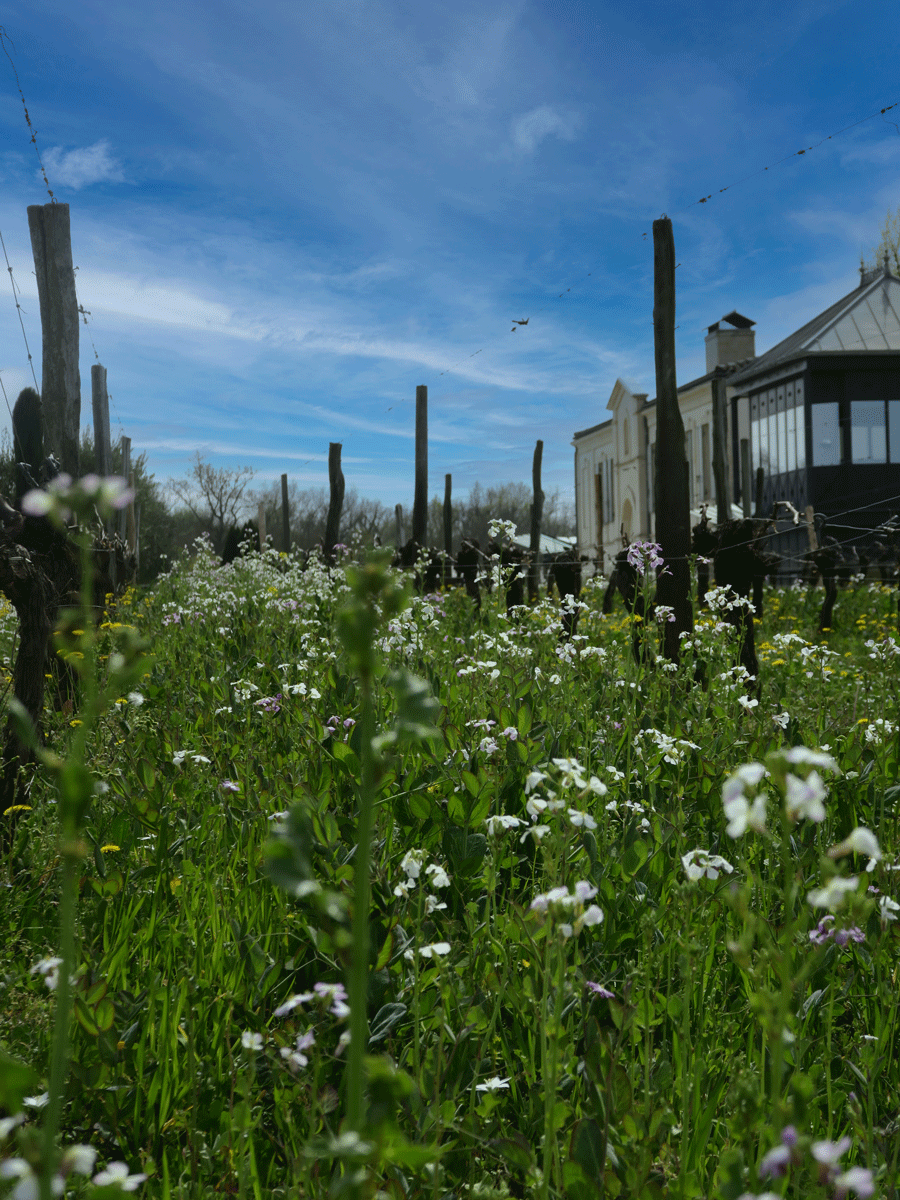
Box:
[346,674,375,1133]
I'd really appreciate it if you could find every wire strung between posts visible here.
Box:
[426,98,900,387]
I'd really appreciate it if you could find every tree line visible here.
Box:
[0,437,574,583]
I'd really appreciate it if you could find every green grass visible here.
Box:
[1,534,899,1199]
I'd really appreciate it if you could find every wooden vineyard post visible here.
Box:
[754,467,765,519]
[443,473,452,588]
[118,437,131,542]
[91,365,112,480]
[652,216,693,662]
[740,439,751,518]
[257,501,267,552]
[529,439,544,603]
[281,473,291,552]
[412,385,428,546]
[27,203,81,478]
[325,442,345,563]
[394,504,403,548]
[711,373,729,525]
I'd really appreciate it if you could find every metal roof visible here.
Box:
[729,265,900,386]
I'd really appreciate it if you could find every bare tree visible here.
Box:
[169,452,254,551]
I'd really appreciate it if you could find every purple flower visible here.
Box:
[585,981,615,998]
[220,780,241,793]
[626,540,664,576]
[809,915,865,947]
[343,718,356,729]
[255,694,282,714]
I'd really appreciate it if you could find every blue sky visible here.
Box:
[0,0,898,514]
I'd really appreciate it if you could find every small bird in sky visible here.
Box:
[512,317,529,325]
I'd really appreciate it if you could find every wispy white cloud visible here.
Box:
[510,105,580,155]
[41,140,125,190]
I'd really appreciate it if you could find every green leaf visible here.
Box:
[571,1118,606,1184]
[0,1049,37,1112]
[442,827,487,876]
[94,997,116,1033]
[368,1002,408,1044]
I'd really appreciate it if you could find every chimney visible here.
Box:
[705,311,756,372]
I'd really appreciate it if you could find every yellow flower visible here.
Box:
[70,719,83,727]
[3,804,32,816]
[100,844,120,853]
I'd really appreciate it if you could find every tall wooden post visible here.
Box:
[412,385,428,545]
[529,439,544,602]
[740,439,751,518]
[711,373,729,525]
[325,442,345,562]
[443,473,452,587]
[395,504,403,548]
[257,500,267,551]
[127,471,137,553]
[754,466,765,519]
[118,436,131,542]
[91,365,111,478]
[652,217,692,662]
[27,203,80,477]
[281,473,290,552]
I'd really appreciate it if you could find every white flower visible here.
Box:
[784,770,827,822]
[829,827,882,862]
[30,957,63,991]
[772,711,790,729]
[475,1075,510,1092]
[681,848,734,881]
[92,1162,148,1190]
[400,850,424,880]
[811,1136,851,1166]
[59,1145,97,1175]
[808,877,859,911]
[783,746,839,773]
[274,992,314,1017]
[879,895,899,922]
[722,762,767,806]
[425,863,451,888]
[724,793,768,838]
[525,770,548,794]
[737,696,759,712]
[567,808,597,830]
[417,942,451,959]
[484,814,524,836]
[241,1031,264,1051]
[520,824,551,844]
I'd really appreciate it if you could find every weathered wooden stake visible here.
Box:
[711,374,729,525]
[281,473,290,552]
[127,470,137,553]
[740,438,751,518]
[27,203,80,477]
[257,500,267,551]
[324,442,345,562]
[118,436,131,542]
[805,504,818,552]
[412,385,428,546]
[652,216,693,662]
[754,466,765,519]
[443,473,452,588]
[91,365,111,478]
[395,503,403,548]
[529,439,544,603]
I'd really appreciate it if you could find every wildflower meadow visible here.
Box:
[1,515,899,1199]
